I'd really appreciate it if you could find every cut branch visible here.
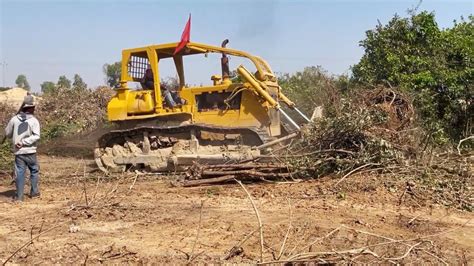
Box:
[236,179,265,263]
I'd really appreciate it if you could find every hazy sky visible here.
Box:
[0,0,472,91]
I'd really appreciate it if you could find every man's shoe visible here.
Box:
[30,193,41,198]
[12,196,23,203]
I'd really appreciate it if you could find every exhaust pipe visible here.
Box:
[221,39,230,80]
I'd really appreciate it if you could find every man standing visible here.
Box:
[4,95,41,201]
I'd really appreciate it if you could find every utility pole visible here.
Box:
[0,61,7,87]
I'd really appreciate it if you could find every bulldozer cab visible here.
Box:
[107,41,303,140]
[118,42,277,111]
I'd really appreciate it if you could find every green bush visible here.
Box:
[0,141,13,171]
[279,66,342,116]
[42,122,79,141]
[352,12,473,143]
[0,103,16,170]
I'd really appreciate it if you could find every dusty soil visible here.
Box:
[0,155,472,264]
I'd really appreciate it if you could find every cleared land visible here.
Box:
[0,155,472,264]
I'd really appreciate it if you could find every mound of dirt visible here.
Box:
[0,87,41,109]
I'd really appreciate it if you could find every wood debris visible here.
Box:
[183,162,293,187]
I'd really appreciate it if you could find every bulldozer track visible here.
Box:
[97,124,266,148]
[95,124,272,173]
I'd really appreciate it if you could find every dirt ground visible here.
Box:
[0,155,472,264]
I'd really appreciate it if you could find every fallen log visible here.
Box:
[183,175,236,187]
[201,170,292,178]
[196,163,288,170]
[183,161,296,186]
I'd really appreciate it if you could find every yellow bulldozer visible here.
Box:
[94,40,310,173]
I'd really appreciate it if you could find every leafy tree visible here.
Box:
[15,74,30,91]
[278,66,340,115]
[57,75,71,89]
[41,81,56,94]
[103,61,121,87]
[72,74,87,90]
[352,12,473,142]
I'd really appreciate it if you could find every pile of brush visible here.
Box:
[182,162,294,187]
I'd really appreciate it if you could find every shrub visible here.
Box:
[37,86,114,139]
[0,103,16,170]
[288,99,404,178]
[352,12,473,143]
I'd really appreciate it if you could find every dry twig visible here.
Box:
[188,200,205,263]
[457,135,473,155]
[298,226,341,256]
[277,198,292,260]
[235,179,265,263]
[384,241,423,260]
[82,180,89,207]
[223,228,260,260]
[89,174,101,205]
[2,221,67,265]
[334,163,375,187]
[128,172,139,191]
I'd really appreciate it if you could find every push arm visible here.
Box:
[237,65,301,130]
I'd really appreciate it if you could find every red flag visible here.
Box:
[174,15,191,55]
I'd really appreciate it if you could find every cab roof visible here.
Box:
[124,41,254,59]
[123,41,275,79]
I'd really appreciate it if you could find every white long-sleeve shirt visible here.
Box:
[4,112,40,155]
